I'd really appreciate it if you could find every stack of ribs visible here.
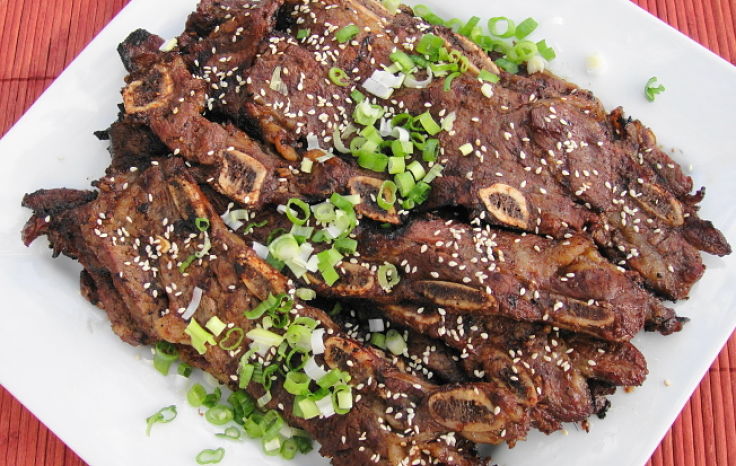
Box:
[22,0,730,464]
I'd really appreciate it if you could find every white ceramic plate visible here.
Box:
[1,1,734,465]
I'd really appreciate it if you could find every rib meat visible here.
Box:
[23,157,546,464]
[167,0,730,300]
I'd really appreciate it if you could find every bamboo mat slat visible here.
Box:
[0,0,733,465]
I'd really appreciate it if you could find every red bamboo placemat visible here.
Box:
[0,1,734,465]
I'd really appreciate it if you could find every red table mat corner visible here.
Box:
[0,1,734,465]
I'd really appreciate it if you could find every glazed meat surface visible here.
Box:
[21,0,731,464]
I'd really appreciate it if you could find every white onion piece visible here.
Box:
[269,66,288,95]
[325,225,343,239]
[332,127,349,153]
[368,319,385,332]
[404,67,433,89]
[304,356,328,380]
[221,211,244,231]
[306,133,321,151]
[362,78,394,99]
[306,255,320,273]
[316,152,335,163]
[310,328,326,355]
[441,111,457,131]
[379,118,394,137]
[391,126,410,142]
[252,241,269,259]
[279,424,294,438]
[526,55,546,74]
[182,286,203,320]
[316,395,335,417]
[159,38,178,52]
[373,70,405,89]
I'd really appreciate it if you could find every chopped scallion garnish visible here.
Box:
[335,24,360,43]
[195,447,225,465]
[328,67,350,87]
[145,405,177,436]
[645,76,666,102]
[153,341,178,376]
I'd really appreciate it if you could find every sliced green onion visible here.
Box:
[281,437,299,459]
[285,199,311,226]
[407,161,426,180]
[145,405,177,436]
[294,435,313,453]
[350,89,365,103]
[205,316,227,337]
[422,138,439,162]
[244,412,264,438]
[263,436,282,456]
[216,426,242,440]
[257,391,272,408]
[203,387,222,408]
[285,324,312,351]
[219,327,245,351]
[179,254,197,273]
[388,156,406,174]
[479,69,500,83]
[385,329,407,355]
[495,58,519,74]
[394,171,416,197]
[195,217,210,232]
[537,39,557,61]
[328,67,350,86]
[407,181,432,204]
[247,328,284,348]
[206,405,234,426]
[458,16,481,37]
[377,263,400,290]
[177,362,193,377]
[317,369,348,389]
[296,28,310,40]
[459,143,474,156]
[290,224,314,243]
[512,40,538,61]
[390,51,415,72]
[645,76,666,102]
[153,341,178,376]
[515,17,539,39]
[370,332,386,349]
[357,151,389,172]
[187,384,207,407]
[488,17,516,38]
[261,410,285,440]
[335,24,359,43]
[295,287,316,301]
[228,390,255,422]
[238,362,255,389]
[195,447,225,465]
[294,396,320,419]
[284,371,311,395]
[377,180,398,211]
[416,112,441,135]
[334,237,358,254]
[423,164,444,184]
[353,100,384,126]
[185,319,216,355]
[332,384,353,414]
[416,33,444,60]
[443,72,460,91]
[311,202,336,223]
